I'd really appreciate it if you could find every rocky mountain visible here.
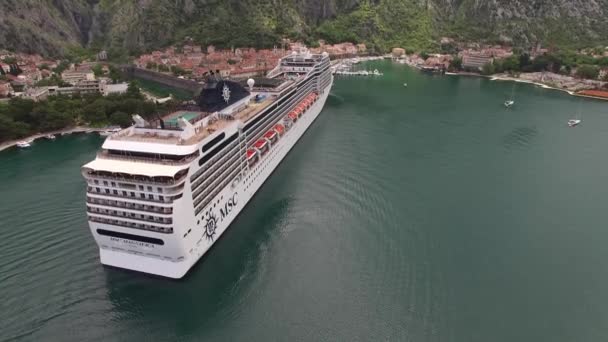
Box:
[0,0,607,57]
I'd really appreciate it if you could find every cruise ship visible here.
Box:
[82,49,333,278]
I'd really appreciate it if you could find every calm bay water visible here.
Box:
[2,61,608,341]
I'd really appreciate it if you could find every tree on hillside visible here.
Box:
[92,64,104,77]
[53,61,70,74]
[576,65,600,79]
[449,56,462,71]
[2,57,17,64]
[481,62,496,75]
[110,111,132,127]
[502,55,520,72]
[108,65,123,83]
[126,81,143,99]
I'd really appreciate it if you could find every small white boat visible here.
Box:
[45,134,56,140]
[403,83,408,87]
[505,84,516,108]
[16,141,31,148]
[98,131,112,137]
[568,119,581,127]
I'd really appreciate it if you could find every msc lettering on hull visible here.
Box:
[203,193,238,241]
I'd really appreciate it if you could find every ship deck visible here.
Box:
[182,96,276,144]
[108,96,277,146]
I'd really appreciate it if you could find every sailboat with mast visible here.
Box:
[504,84,515,108]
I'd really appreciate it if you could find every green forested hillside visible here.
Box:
[1,0,607,57]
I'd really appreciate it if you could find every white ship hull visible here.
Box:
[91,79,333,278]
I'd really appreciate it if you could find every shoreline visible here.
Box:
[446,71,608,101]
[0,126,106,152]
[489,75,576,96]
[393,56,607,101]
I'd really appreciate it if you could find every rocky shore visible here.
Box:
[0,126,106,152]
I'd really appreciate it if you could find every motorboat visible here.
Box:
[568,119,581,127]
[45,134,56,140]
[504,100,514,108]
[403,83,408,87]
[16,141,31,148]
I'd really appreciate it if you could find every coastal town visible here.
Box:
[3,37,608,104]
[2,36,608,149]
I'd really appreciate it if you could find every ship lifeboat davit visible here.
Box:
[246,149,257,160]
[264,130,277,140]
[296,105,306,116]
[247,148,258,166]
[274,124,285,135]
[254,139,267,150]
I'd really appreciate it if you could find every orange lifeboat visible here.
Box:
[274,124,285,135]
[247,149,257,160]
[254,139,267,150]
[264,130,277,140]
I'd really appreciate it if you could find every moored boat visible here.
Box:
[568,119,581,127]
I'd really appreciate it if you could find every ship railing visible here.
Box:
[86,198,173,214]
[86,172,187,187]
[97,151,197,166]
[88,216,174,234]
[87,187,178,204]
[87,208,173,225]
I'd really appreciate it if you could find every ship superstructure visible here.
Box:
[82,49,332,278]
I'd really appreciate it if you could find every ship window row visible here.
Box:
[192,159,242,207]
[101,149,199,165]
[191,151,244,197]
[244,136,282,192]
[87,179,185,196]
[193,132,239,172]
[246,86,314,144]
[194,167,241,216]
[85,169,188,186]
[193,162,241,208]
[243,85,302,132]
[89,216,173,234]
[87,186,183,203]
[245,84,313,143]
[190,138,242,186]
[190,136,241,184]
[87,207,173,224]
[191,145,246,191]
[190,77,314,185]
[97,229,165,245]
[87,197,173,214]
[197,132,239,168]
[92,180,167,193]
[253,77,313,126]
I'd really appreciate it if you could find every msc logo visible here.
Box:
[203,193,238,241]
[203,211,218,241]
